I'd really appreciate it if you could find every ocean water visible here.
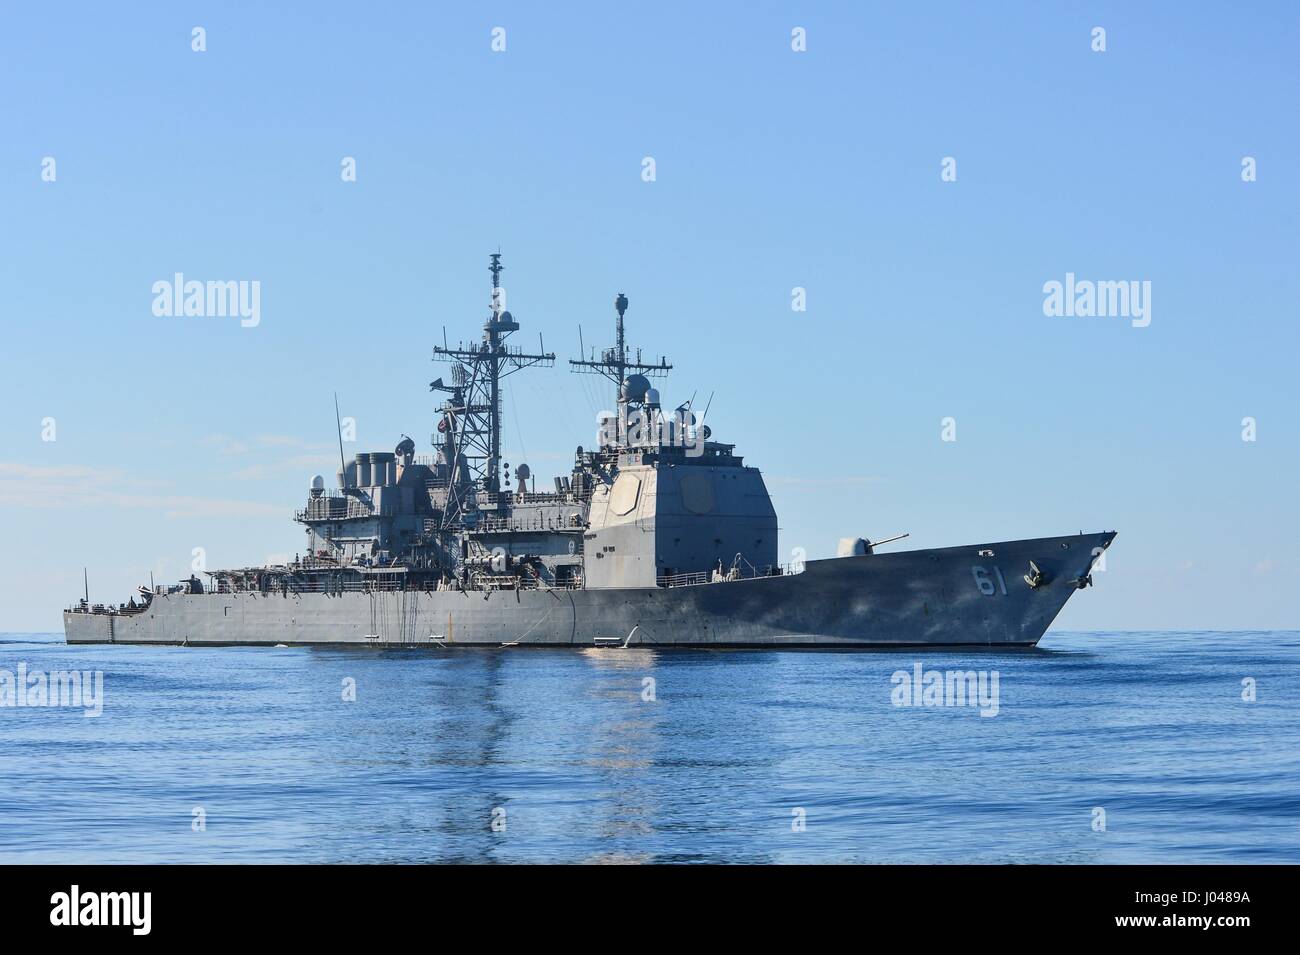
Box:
[1,631,1297,864]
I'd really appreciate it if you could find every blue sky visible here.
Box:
[1,2,1296,631]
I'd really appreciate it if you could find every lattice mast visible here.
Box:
[433,253,554,500]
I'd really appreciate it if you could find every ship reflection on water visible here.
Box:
[578,648,662,856]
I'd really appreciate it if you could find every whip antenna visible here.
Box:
[334,392,347,485]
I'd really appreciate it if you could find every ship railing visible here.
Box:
[512,491,566,504]
[292,578,403,593]
[466,575,582,592]
[656,571,711,588]
[477,490,568,507]
[295,498,376,521]
[656,562,803,588]
[214,578,419,595]
[469,514,584,533]
[209,575,585,595]
[472,575,531,592]
[65,603,148,615]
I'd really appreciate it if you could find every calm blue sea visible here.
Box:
[1,631,1296,864]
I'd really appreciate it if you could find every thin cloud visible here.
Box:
[230,453,338,481]
[199,434,251,455]
[200,433,338,480]
[0,462,281,519]
[254,434,335,452]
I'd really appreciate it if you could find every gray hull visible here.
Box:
[64,532,1113,648]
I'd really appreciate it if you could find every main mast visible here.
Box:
[433,253,554,502]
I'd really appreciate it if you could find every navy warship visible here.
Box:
[65,254,1114,648]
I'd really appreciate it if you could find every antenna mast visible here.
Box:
[333,392,347,486]
[433,253,554,501]
[569,293,672,444]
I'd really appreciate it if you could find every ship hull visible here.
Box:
[64,532,1114,648]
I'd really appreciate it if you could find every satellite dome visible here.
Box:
[620,374,651,403]
[646,388,660,407]
[310,474,325,491]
